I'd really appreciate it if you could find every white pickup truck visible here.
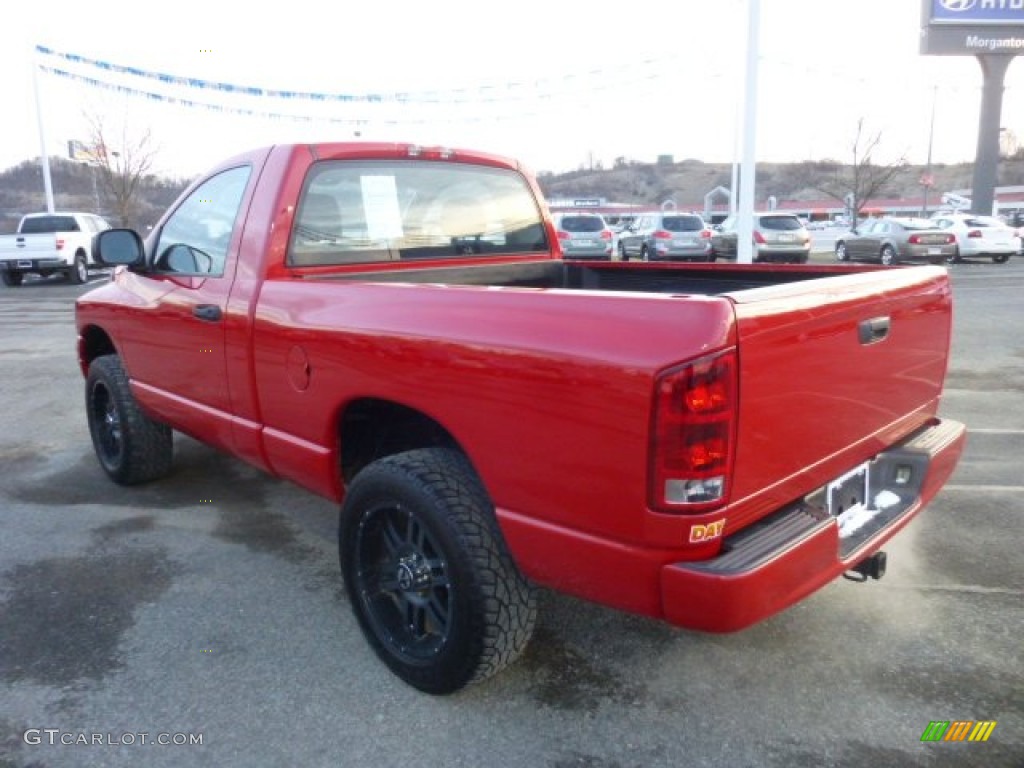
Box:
[0,212,111,286]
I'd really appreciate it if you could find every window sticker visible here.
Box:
[360,175,404,240]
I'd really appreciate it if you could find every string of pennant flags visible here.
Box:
[34,44,684,108]
[38,65,446,126]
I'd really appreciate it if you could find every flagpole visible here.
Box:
[32,45,55,213]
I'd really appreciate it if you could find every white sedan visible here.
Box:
[930,213,1017,264]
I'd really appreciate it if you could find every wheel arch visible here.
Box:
[338,397,469,485]
[77,324,119,376]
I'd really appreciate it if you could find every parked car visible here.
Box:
[930,212,1017,263]
[711,212,811,263]
[834,217,956,266]
[618,211,714,262]
[552,212,614,260]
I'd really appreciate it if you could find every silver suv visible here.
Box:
[552,213,614,260]
[618,212,714,262]
[712,212,811,263]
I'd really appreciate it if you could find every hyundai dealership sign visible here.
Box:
[932,0,1024,24]
[922,0,1024,53]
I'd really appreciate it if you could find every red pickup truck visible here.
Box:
[76,142,965,694]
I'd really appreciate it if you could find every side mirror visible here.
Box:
[157,243,214,274]
[93,229,146,268]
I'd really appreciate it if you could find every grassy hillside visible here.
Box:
[4,154,1024,234]
[0,157,192,233]
[537,157,1024,209]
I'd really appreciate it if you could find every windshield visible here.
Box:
[963,216,1006,228]
[897,218,937,231]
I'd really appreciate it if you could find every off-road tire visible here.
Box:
[86,355,173,485]
[339,448,537,694]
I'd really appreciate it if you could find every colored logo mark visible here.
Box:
[921,720,997,742]
[938,0,977,12]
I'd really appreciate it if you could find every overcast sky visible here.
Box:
[1,0,1022,179]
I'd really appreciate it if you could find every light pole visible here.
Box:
[921,85,937,217]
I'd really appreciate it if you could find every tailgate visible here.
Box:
[0,234,57,260]
[723,266,952,527]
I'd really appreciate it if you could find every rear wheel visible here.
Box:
[835,242,848,261]
[86,355,173,485]
[340,448,537,694]
[992,253,1010,264]
[640,245,650,262]
[1,271,23,287]
[68,251,88,284]
[947,248,963,264]
[618,241,627,261]
[880,245,896,266]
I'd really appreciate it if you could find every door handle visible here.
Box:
[859,316,890,345]
[193,304,222,322]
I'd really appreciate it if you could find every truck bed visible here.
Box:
[303,257,953,544]
[313,259,843,295]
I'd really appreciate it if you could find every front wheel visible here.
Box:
[339,448,537,694]
[1,271,23,287]
[68,251,88,284]
[86,355,173,485]
[947,249,963,264]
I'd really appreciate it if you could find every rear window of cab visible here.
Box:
[288,160,549,266]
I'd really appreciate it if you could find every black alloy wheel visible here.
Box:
[340,448,536,694]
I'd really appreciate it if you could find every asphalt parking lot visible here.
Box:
[0,261,1021,768]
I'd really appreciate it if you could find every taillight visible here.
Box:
[600,229,612,240]
[753,231,766,244]
[967,230,983,239]
[654,230,672,240]
[649,350,737,513]
[557,230,570,240]
[944,234,955,244]
[908,234,922,245]
[700,229,712,239]
[56,238,65,250]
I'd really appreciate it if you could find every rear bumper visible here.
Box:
[660,418,966,631]
[754,249,810,263]
[0,258,68,271]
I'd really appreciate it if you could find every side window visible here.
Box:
[154,166,251,277]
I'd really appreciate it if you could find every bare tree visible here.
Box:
[83,113,159,227]
[810,118,907,225]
